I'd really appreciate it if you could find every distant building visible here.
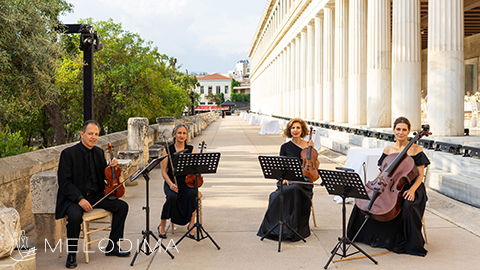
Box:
[228,60,250,83]
[195,73,232,105]
[228,60,251,95]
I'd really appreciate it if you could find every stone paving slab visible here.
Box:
[33,115,480,270]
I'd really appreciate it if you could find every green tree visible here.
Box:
[0,125,33,157]
[0,0,72,147]
[231,78,241,93]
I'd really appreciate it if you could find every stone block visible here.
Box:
[34,214,62,249]
[127,118,149,167]
[0,201,21,259]
[157,117,175,141]
[30,171,57,214]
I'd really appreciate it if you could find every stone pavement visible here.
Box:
[35,115,480,270]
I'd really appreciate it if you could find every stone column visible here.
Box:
[279,48,287,116]
[286,44,292,117]
[348,0,367,125]
[295,35,301,117]
[323,7,334,122]
[427,0,464,136]
[367,0,391,127]
[291,39,296,117]
[314,16,323,121]
[335,0,349,123]
[127,117,149,167]
[300,30,307,119]
[306,23,315,120]
[392,0,421,130]
[30,171,61,248]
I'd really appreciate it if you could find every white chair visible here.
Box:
[469,97,479,127]
[421,98,428,124]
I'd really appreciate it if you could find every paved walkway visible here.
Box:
[36,115,480,270]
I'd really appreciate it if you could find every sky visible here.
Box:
[59,0,266,75]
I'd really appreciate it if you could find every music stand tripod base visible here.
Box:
[130,157,174,266]
[318,169,378,269]
[173,152,221,250]
[258,156,307,252]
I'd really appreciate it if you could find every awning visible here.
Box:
[195,105,228,110]
[220,99,236,106]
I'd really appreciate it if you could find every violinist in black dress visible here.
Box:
[257,118,320,241]
[157,124,197,239]
[347,116,430,256]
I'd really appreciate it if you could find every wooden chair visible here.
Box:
[60,209,112,263]
[311,199,317,227]
[171,191,203,233]
[422,166,430,244]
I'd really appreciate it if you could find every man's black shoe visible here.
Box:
[105,244,131,257]
[65,253,77,268]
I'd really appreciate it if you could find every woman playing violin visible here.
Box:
[158,123,197,239]
[257,118,320,241]
[347,116,430,256]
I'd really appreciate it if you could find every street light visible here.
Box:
[57,24,103,122]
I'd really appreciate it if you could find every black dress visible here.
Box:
[160,144,197,225]
[347,152,430,256]
[257,141,314,241]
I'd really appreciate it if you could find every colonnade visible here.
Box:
[249,0,465,136]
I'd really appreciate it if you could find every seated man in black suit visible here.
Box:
[55,120,130,268]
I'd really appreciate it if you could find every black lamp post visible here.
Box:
[58,24,103,122]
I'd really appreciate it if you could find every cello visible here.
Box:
[185,141,205,188]
[104,143,125,199]
[355,125,431,221]
[301,127,320,182]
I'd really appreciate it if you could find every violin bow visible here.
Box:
[163,135,178,184]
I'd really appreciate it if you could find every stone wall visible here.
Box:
[0,126,155,229]
[0,113,216,230]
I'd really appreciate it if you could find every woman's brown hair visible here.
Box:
[283,118,308,138]
[393,116,411,130]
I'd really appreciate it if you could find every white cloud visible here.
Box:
[62,0,266,73]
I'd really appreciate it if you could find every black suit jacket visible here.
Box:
[55,142,107,219]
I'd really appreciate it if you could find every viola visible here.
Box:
[301,127,320,182]
[186,141,205,188]
[104,143,125,199]
[355,125,431,221]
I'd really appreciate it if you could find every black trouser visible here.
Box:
[65,193,128,252]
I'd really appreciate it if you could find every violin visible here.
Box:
[355,125,431,221]
[104,143,125,199]
[301,127,320,182]
[185,141,205,188]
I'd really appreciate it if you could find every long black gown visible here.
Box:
[160,144,197,226]
[257,141,314,241]
[347,152,430,256]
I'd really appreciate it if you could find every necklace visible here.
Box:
[393,144,407,152]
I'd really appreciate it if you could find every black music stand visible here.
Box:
[319,168,377,269]
[258,156,307,252]
[130,156,174,266]
[174,152,221,250]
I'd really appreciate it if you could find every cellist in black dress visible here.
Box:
[157,123,197,239]
[257,118,320,241]
[347,116,430,256]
